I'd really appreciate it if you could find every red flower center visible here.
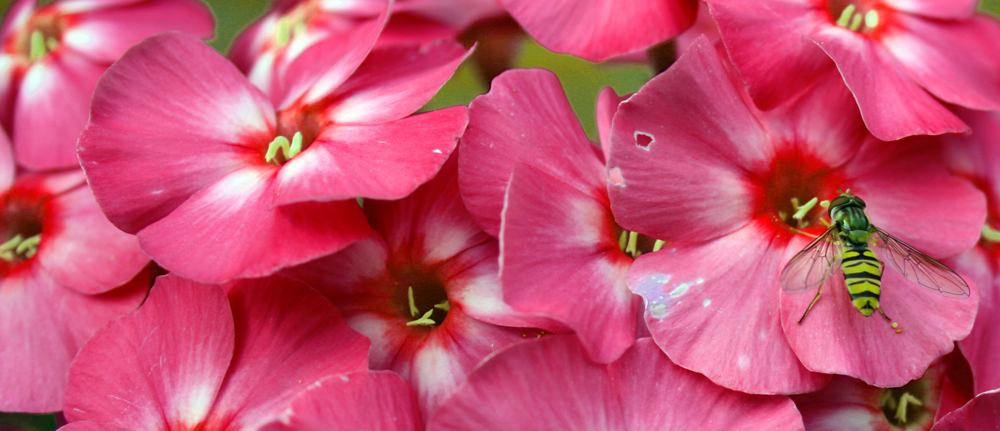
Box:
[5,8,64,62]
[392,266,450,328]
[754,147,844,231]
[0,190,45,271]
[266,106,324,165]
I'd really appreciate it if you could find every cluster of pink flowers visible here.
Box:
[2,0,999,429]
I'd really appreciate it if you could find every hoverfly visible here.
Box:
[780,192,970,325]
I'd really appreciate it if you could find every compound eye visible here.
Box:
[830,196,850,208]
[854,196,867,207]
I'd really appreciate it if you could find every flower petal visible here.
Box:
[62,0,215,64]
[879,14,1000,111]
[781,267,979,387]
[13,51,105,169]
[0,0,36,43]
[208,276,370,430]
[38,183,148,295]
[63,275,232,428]
[705,0,834,110]
[273,106,466,203]
[953,248,1000,394]
[271,3,389,109]
[0,126,14,191]
[78,32,276,234]
[608,37,765,243]
[259,371,422,431]
[429,337,805,430]
[324,41,471,124]
[501,163,636,363]
[0,266,146,413]
[460,68,607,236]
[932,389,1000,431]
[807,25,968,141]
[595,86,624,164]
[630,219,830,394]
[845,138,986,258]
[880,0,978,19]
[501,0,698,62]
[137,166,372,283]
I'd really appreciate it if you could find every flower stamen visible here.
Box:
[0,233,41,262]
[982,224,1000,242]
[264,131,303,165]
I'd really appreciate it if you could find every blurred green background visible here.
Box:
[0,0,997,429]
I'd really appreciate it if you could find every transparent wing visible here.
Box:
[780,226,842,294]
[871,227,970,298]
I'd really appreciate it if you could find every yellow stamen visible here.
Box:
[864,10,879,29]
[895,392,922,423]
[849,13,863,31]
[652,239,666,252]
[433,300,450,312]
[406,309,436,326]
[836,5,856,27]
[407,286,418,317]
[264,131,304,164]
[29,30,47,61]
[982,224,1000,242]
[792,197,819,221]
[625,231,639,257]
[274,17,292,47]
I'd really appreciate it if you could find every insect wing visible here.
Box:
[871,227,970,298]
[780,226,842,294]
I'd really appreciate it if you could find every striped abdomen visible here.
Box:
[841,245,883,316]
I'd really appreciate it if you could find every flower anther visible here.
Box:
[265,131,304,165]
[828,1,883,35]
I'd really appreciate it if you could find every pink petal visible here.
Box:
[608,37,765,243]
[954,248,1000,394]
[932,390,1000,431]
[324,41,471,124]
[943,108,1000,222]
[807,25,968,141]
[781,268,979,387]
[845,138,986,258]
[0,0,36,43]
[407,310,543,416]
[705,0,834,110]
[38,183,148,295]
[63,275,233,428]
[595,86,624,163]
[273,106,466,203]
[208,276,370,430]
[59,424,128,431]
[675,3,721,57]
[428,337,804,430]
[0,127,14,191]
[270,4,389,109]
[392,0,506,31]
[259,371,422,431]
[54,0,149,13]
[137,166,372,283]
[879,14,1000,111]
[630,219,829,394]
[460,69,607,237]
[62,0,215,64]
[13,51,105,169]
[78,32,276,234]
[377,13,455,46]
[0,266,146,413]
[881,0,978,19]
[501,0,698,62]
[501,163,636,363]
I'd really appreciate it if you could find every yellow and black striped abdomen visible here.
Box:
[841,246,883,316]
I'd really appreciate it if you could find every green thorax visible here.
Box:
[829,194,872,246]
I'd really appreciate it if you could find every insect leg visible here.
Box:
[877,307,891,321]
[798,284,823,324]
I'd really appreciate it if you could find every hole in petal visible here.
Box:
[634,131,654,150]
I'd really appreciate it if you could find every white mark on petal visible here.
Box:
[649,303,667,319]
[633,273,671,320]
[608,166,626,187]
[737,355,750,370]
[703,299,711,307]
[669,283,690,298]
[432,149,442,154]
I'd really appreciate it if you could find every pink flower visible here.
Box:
[78,30,468,283]
[61,274,371,430]
[608,36,983,394]
[427,337,805,430]
[0,0,213,169]
[379,0,507,46]
[500,0,699,62]
[0,128,149,413]
[942,108,1000,396]
[792,351,973,430]
[704,0,1000,141]
[282,156,554,417]
[459,68,639,364]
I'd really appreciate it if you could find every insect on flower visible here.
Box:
[780,191,970,329]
